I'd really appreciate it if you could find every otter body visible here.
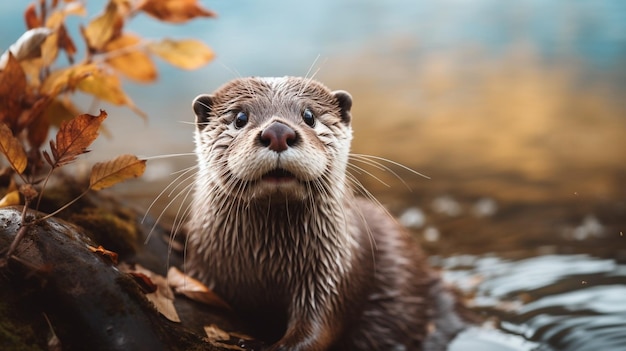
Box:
[188,77,454,350]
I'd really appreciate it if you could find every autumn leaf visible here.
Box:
[0,190,21,207]
[104,34,157,83]
[167,267,230,309]
[45,2,87,30]
[0,123,28,174]
[0,28,53,69]
[119,263,180,322]
[89,154,146,191]
[0,53,27,129]
[47,110,107,167]
[82,0,124,51]
[138,0,216,23]
[18,96,51,149]
[58,24,78,63]
[40,63,99,96]
[76,69,128,105]
[87,245,119,265]
[24,3,41,29]
[147,39,214,70]
[44,97,81,128]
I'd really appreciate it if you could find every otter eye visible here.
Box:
[234,111,248,129]
[302,108,315,127]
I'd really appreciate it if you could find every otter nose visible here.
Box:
[260,122,297,152]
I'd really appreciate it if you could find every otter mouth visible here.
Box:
[261,168,297,183]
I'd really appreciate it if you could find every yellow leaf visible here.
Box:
[45,98,81,128]
[45,2,87,29]
[41,63,99,96]
[89,154,146,191]
[138,0,216,23]
[49,110,107,167]
[0,190,21,207]
[105,34,157,83]
[0,123,28,174]
[76,70,129,105]
[147,39,214,70]
[83,1,123,51]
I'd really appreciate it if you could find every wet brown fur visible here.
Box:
[187,77,450,350]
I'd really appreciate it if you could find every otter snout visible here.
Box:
[260,121,298,152]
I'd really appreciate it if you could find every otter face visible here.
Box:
[192,77,353,201]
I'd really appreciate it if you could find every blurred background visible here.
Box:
[2,1,626,349]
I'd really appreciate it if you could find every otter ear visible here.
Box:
[192,94,214,129]
[332,90,352,125]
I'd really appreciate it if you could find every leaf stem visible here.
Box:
[35,187,90,223]
[4,199,32,260]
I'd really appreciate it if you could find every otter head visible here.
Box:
[192,77,353,202]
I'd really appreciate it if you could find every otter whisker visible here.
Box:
[142,165,198,243]
[145,168,198,244]
[141,153,196,160]
[350,153,430,180]
[347,163,391,188]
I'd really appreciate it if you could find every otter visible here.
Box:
[187,77,462,350]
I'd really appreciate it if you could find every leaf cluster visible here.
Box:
[0,0,215,256]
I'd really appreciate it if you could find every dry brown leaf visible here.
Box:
[138,0,216,23]
[0,190,21,207]
[87,245,118,265]
[58,24,78,63]
[89,154,146,191]
[0,53,27,129]
[24,3,41,29]
[0,123,28,174]
[146,290,181,323]
[83,1,124,51]
[119,263,180,322]
[40,63,99,96]
[167,266,231,309]
[204,324,230,341]
[76,69,130,105]
[17,96,52,149]
[48,110,107,167]
[105,34,157,83]
[147,39,214,70]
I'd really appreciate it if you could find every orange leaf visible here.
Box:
[0,53,27,129]
[0,123,28,174]
[138,0,216,23]
[83,1,124,51]
[167,266,231,310]
[89,154,146,190]
[105,34,157,83]
[147,39,214,70]
[87,245,119,265]
[48,110,107,167]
